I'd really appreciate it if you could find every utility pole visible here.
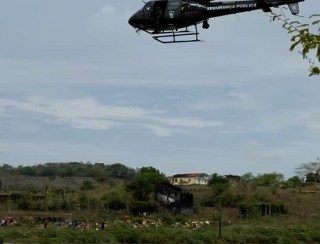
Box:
[218,207,222,238]
[8,193,11,213]
[217,196,222,239]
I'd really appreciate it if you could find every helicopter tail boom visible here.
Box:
[261,0,303,15]
[257,0,303,12]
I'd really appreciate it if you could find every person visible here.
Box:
[100,221,105,230]
[123,215,129,222]
[44,219,48,229]
[152,5,163,33]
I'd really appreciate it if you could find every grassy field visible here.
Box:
[1,172,320,243]
[0,216,320,243]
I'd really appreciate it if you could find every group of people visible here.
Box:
[1,217,14,227]
[45,219,106,231]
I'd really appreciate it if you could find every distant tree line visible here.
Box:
[0,162,136,180]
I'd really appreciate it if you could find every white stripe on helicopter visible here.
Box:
[207,3,257,11]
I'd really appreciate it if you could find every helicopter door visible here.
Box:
[164,0,181,19]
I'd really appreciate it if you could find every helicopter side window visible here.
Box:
[143,2,153,12]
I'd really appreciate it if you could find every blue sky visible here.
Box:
[0,0,319,178]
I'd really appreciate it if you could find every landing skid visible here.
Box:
[148,25,201,44]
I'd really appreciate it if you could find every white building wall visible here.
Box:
[170,175,209,185]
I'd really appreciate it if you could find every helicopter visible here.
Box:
[128,0,304,43]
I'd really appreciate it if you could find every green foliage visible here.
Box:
[208,173,229,196]
[241,172,255,182]
[253,173,284,187]
[103,192,128,211]
[139,228,174,243]
[271,12,320,76]
[15,197,31,211]
[286,176,302,188]
[9,162,136,180]
[161,215,175,225]
[101,183,131,211]
[1,164,13,172]
[2,218,320,243]
[80,180,95,191]
[108,163,136,180]
[221,191,246,208]
[109,223,139,243]
[126,166,168,201]
[201,190,245,208]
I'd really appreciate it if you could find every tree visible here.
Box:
[270,10,320,76]
[1,164,13,172]
[253,172,285,187]
[241,172,255,182]
[208,173,229,196]
[80,179,95,191]
[108,163,136,180]
[126,166,168,201]
[295,158,320,182]
[286,176,303,187]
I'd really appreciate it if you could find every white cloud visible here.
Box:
[150,117,224,128]
[144,125,175,137]
[0,96,221,135]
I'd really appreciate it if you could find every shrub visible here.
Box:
[110,223,139,243]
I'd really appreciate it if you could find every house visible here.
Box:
[224,174,241,182]
[169,173,210,185]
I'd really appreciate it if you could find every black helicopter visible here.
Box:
[128,0,304,43]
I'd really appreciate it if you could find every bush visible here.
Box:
[109,223,139,243]
[104,197,127,211]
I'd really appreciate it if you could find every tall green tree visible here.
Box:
[253,172,284,186]
[208,173,229,196]
[241,172,255,182]
[286,176,303,187]
[126,166,168,201]
[108,163,136,180]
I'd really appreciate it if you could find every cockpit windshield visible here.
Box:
[142,1,154,12]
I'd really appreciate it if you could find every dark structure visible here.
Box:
[0,194,9,203]
[155,182,193,214]
[224,175,241,182]
[306,172,320,183]
[239,202,287,218]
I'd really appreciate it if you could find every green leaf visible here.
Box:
[309,14,320,19]
[290,40,301,51]
[289,20,301,25]
[311,20,320,25]
[309,66,320,76]
[296,24,310,28]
